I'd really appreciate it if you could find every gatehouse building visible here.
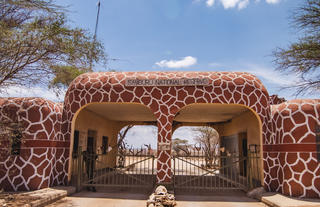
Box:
[0,72,319,198]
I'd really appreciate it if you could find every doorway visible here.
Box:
[87,130,96,154]
[172,103,263,193]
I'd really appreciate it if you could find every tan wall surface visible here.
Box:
[74,108,125,169]
[218,110,263,184]
[219,110,260,144]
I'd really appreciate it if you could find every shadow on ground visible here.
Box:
[71,187,151,200]
[72,188,258,202]
[175,190,258,202]
[48,188,265,207]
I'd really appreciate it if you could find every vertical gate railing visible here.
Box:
[173,149,261,192]
[70,146,83,192]
[247,150,261,189]
[71,147,156,191]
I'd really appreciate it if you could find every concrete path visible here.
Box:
[48,190,267,207]
[261,192,320,207]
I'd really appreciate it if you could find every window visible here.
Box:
[102,136,108,154]
[11,129,22,155]
[73,130,79,158]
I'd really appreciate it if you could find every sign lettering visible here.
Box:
[125,78,210,87]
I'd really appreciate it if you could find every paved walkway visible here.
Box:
[48,190,267,207]
[261,192,320,207]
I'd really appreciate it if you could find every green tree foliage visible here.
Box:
[172,138,190,155]
[273,0,320,94]
[0,0,107,94]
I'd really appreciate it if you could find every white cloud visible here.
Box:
[219,0,250,10]
[125,125,158,148]
[237,63,320,99]
[209,62,312,99]
[205,0,281,9]
[155,56,197,68]
[2,85,64,102]
[206,0,215,7]
[265,0,280,4]
[207,61,300,88]
[238,0,249,9]
[220,0,241,9]
[241,64,298,86]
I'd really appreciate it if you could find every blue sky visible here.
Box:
[56,0,306,99]
[5,0,319,147]
[7,0,317,100]
[70,0,294,73]
[124,125,202,149]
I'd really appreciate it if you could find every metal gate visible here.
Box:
[71,147,156,191]
[173,149,261,193]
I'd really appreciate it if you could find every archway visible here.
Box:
[62,71,270,187]
[68,102,157,191]
[171,103,263,193]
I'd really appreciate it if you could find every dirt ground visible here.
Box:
[48,190,267,207]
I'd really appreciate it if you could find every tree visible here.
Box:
[115,125,133,168]
[172,138,190,156]
[0,103,26,178]
[0,0,107,94]
[194,126,219,168]
[273,0,320,95]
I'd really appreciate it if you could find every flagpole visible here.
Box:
[90,0,101,71]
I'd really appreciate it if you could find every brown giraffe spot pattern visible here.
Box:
[62,72,270,184]
[265,99,320,197]
[0,98,68,191]
[0,72,319,198]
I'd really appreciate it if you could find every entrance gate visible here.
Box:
[71,148,260,193]
[172,149,261,193]
[71,147,156,191]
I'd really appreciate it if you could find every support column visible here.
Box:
[156,115,173,185]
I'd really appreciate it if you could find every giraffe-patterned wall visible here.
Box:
[62,72,270,184]
[0,72,319,198]
[264,99,320,197]
[0,98,69,191]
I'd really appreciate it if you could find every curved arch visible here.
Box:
[67,102,157,181]
[62,71,271,184]
[63,71,270,144]
[69,102,157,141]
[171,103,264,185]
[173,103,263,130]
[64,72,270,116]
